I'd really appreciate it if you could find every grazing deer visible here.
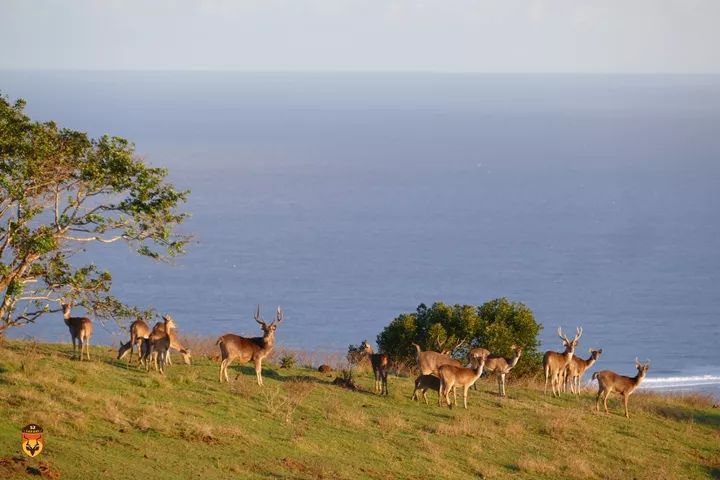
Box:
[483,345,523,397]
[593,358,650,418]
[411,374,441,405]
[438,357,486,409]
[543,326,582,397]
[117,319,151,364]
[217,305,283,386]
[360,340,389,395]
[61,302,93,361]
[144,315,175,375]
[149,320,192,365]
[412,342,462,376]
[564,348,602,395]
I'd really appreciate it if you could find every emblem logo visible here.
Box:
[21,424,44,457]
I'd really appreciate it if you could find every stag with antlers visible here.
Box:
[216,305,283,386]
[543,326,582,397]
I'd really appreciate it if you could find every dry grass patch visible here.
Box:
[516,454,557,476]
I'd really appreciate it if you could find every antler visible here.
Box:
[254,305,266,326]
[557,327,569,343]
[452,337,467,352]
[270,306,284,326]
[574,326,583,341]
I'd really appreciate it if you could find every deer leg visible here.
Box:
[623,393,629,418]
[219,359,227,382]
[595,389,601,411]
[255,359,263,386]
[603,389,611,414]
[500,373,506,397]
[85,337,91,360]
[463,386,469,409]
[423,390,429,405]
[544,367,549,394]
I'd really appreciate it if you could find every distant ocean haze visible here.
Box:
[2,71,719,395]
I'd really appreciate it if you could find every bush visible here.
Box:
[279,354,296,369]
[376,298,543,377]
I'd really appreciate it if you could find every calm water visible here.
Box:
[2,72,719,395]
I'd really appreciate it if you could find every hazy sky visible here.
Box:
[1,0,718,73]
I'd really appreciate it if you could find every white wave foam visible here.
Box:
[641,375,720,390]
[586,374,720,391]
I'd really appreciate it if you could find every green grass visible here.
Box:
[1,340,718,479]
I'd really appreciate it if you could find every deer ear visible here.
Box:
[598,349,603,354]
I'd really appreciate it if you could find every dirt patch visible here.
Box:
[332,376,358,390]
[0,456,61,479]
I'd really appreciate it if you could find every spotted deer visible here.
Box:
[411,374,441,405]
[412,342,463,376]
[360,340,389,395]
[593,358,650,418]
[438,357,486,409]
[117,319,151,364]
[543,326,582,397]
[564,348,602,395]
[483,345,523,397]
[144,315,176,375]
[61,302,93,361]
[217,305,283,386]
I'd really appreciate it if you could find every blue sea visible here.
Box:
[2,71,719,396]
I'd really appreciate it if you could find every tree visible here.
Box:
[376,299,543,376]
[476,298,543,377]
[0,95,190,336]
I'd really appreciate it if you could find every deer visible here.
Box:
[468,346,491,390]
[117,319,151,364]
[482,345,523,397]
[412,340,463,376]
[216,305,283,386]
[360,340,389,395]
[143,315,175,375]
[564,348,603,395]
[148,319,192,365]
[543,326,582,397]
[593,358,650,418]
[61,302,93,361]
[411,374,441,405]
[438,356,486,409]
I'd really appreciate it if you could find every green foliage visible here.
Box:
[476,298,544,377]
[377,298,544,376]
[0,95,190,333]
[279,354,296,369]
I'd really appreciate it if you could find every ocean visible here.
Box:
[2,71,719,396]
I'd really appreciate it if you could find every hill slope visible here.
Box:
[0,341,718,479]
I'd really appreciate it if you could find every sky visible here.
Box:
[1,0,719,73]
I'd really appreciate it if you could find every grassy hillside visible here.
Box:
[0,340,718,479]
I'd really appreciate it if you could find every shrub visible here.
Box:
[376,298,543,377]
[279,354,296,369]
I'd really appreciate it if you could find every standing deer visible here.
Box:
[438,356,486,409]
[411,374,441,405]
[61,302,93,361]
[360,340,389,395]
[117,319,150,364]
[149,319,192,365]
[483,345,523,397]
[217,305,283,386]
[412,342,463,376]
[543,326,582,397]
[593,358,650,418]
[564,348,602,395]
[144,315,175,374]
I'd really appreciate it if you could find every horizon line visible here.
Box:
[2,68,720,76]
